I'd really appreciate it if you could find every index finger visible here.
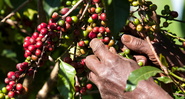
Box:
[90,38,113,61]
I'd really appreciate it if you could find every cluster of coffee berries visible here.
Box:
[75,83,92,95]
[63,57,86,74]
[2,71,28,99]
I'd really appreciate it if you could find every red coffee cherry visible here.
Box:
[21,62,28,70]
[70,62,77,68]
[16,83,23,91]
[63,57,72,64]
[86,83,92,90]
[89,31,97,39]
[40,28,48,35]
[104,37,110,43]
[91,14,98,20]
[100,13,106,21]
[78,41,85,47]
[81,58,86,66]
[66,16,73,24]
[52,12,59,19]
[74,29,80,36]
[35,49,42,56]
[99,27,105,34]
[36,41,43,49]
[105,27,110,33]
[80,87,86,94]
[92,27,99,33]
[61,8,69,15]
[93,0,100,3]
[28,68,34,76]
[8,91,15,98]
[4,78,10,84]
[37,24,42,32]
[48,19,56,25]
[28,45,36,52]
[75,86,80,92]
[9,81,15,87]
[6,85,12,91]
[24,36,30,42]
[23,41,30,48]
[32,32,39,39]
[88,7,95,14]
[7,71,15,79]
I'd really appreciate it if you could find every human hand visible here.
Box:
[85,38,172,99]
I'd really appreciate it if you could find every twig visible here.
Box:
[0,0,32,26]
[79,0,91,21]
[157,15,185,23]
[169,71,185,82]
[145,36,168,74]
[173,93,185,96]
[95,2,99,8]
[62,0,84,19]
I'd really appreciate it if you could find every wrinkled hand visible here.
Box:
[85,38,172,99]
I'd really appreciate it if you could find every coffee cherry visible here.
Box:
[31,55,38,61]
[21,62,28,70]
[9,81,15,87]
[84,39,89,46]
[88,17,94,23]
[78,41,85,47]
[39,33,45,38]
[105,27,110,33]
[5,78,10,84]
[36,41,43,49]
[93,0,100,3]
[75,86,80,92]
[16,83,23,91]
[49,19,56,25]
[92,27,99,33]
[104,37,110,43]
[163,22,169,27]
[52,12,59,19]
[101,20,106,26]
[100,13,106,21]
[86,26,93,33]
[37,24,42,32]
[61,8,69,15]
[28,68,34,76]
[32,32,39,39]
[81,58,86,66]
[89,31,97,39]
[24,36,30,42]
[15,71,21,78]
[29,37,36,45]
[63,57,72,64]
[170,11,178,18]
[80,48,87,55]
[72,0,77,6]
[8,91,14,98]
[95,7,101,13]
[11,75,16,81]
[2,87,7,94]
[28,45,36,52]
[133,19,140,26]
[151,25,160,32]
[76,62,83,68]
[183,41,185,49]
[149,4,157,11]
[138,61,143,66]
[99,39,104,42]
[66,16,72,24]
[108,39,114,47]
[74,29,80,36]
[76,67,85,74]
[70,62,77,68]
[91,14,98,20]
[23,41,30,48]
[132,1,138,7]
[86,83,92,90]
[82,30,88,38]
[40,28,48,35]
[7,71,15,79]
[0,93,4,99]
[40,23,47,28]
[71,16,78,23]
[164,5,170,10]
[99,27,105,34]
[6,85,12,91]
[88,7,95,14]
[35,49,41,56]
[124,49,130,55]
[136,24,143,32]
[58,20,65,26]
[80,87,86,94]
[66,1,71,6]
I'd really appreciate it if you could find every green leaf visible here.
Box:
[159,54,168,67]
[23,8,37,20]
[43,0,61,16]
[4,0,13,8]
[1,49,18,62]
[101,0,130,38]
[157,76,173,84]
[125,66,163,92]
[0,0,4,10]
[57,59,76,99]
[174,95,185,99]
[177,66,185,72]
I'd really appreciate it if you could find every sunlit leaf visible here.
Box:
[157,76,173,84]
[125,66,163,92]
[57,59,76,99]
[159,54,168,67]
[43,0,61,16]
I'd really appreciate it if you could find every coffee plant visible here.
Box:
[0,0,185,99]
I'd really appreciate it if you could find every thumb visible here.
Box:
[121,34,152,55]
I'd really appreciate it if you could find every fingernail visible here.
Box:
[122,34,131,43]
